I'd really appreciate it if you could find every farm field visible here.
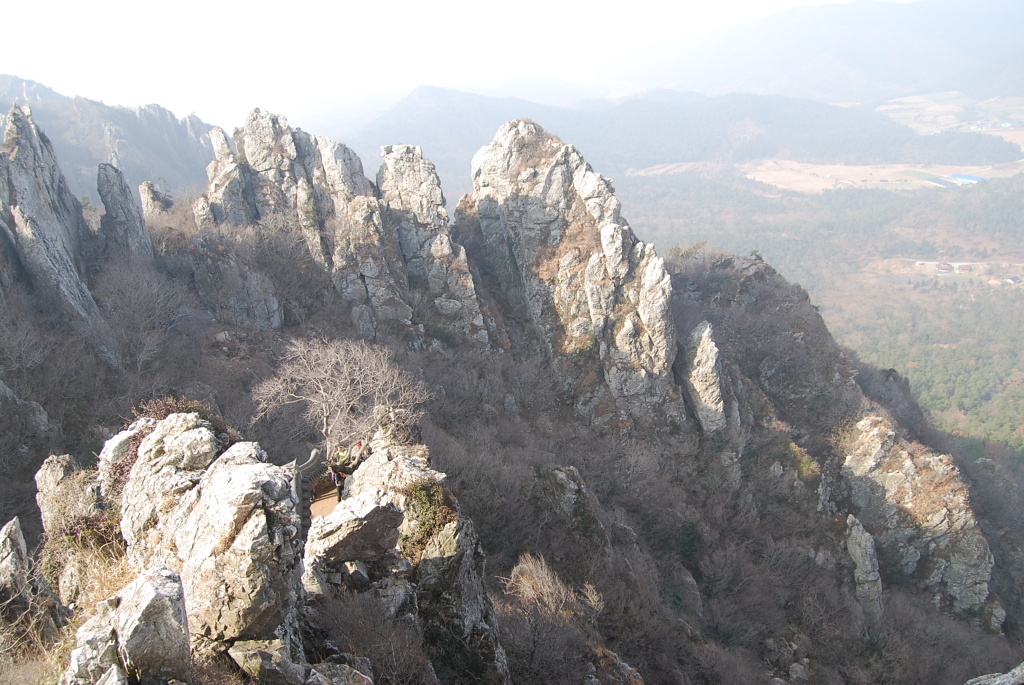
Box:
[627,157,1024,193]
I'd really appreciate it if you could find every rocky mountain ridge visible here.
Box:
[0,75,213,204]
[1,103,1022,683]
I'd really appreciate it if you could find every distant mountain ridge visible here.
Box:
[346,86,1022,200]
[0,75,214,203]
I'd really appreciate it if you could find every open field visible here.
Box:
[875,93,1024,134]
[626,158,1024,193]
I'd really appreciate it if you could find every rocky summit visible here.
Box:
[1,106,1023,684]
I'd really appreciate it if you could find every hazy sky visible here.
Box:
[3,0,922,131]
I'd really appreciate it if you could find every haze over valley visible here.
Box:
[3,1,1024,683]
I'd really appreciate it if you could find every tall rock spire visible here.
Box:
[456,120,683,427]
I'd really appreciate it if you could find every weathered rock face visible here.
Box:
[194,109,490,347]
[35,454,103,536]
[228,638,308,685]
[190,238,283,330]
[0,106,109,353]
[378,145,489,349]
[0,517,61,646]
[137,180,173,219]
[97,163,152,261]
[845,514,884,640]
[0,377,53,471]
[198,110,376,250]
[456,120,682,427]
[305,443,511,684]
[683,321,729,434]
[60,567,190,685]
[117,413,302,645]
[841,416,1003,628]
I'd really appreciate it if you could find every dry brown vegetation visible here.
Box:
[2,197,1024,683]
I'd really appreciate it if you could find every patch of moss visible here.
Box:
[397,479,458,562]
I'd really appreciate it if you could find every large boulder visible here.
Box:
[35,454,103,535]
[60,567,190,685]
[305,443,511,684]
[118,413,302,645]
[227,638,307,685]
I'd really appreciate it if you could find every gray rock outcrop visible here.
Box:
[0,106,113,358]
[683,321,728,434]
[845,514,884,640]
[456,120,682,427]
[35,454,103,536]
[0,516,61,652]
[196,112,408,336]
[842,416,1003,628]
[194,109,491,346]
[0,377,53,470]
[137,180,173,219]
[378,144,489,348]
[228,638,307,685]
[97,163,152,261]
[60,567,190,685]
[305,443,511,684]
[191,239,282,330]
[200,112,485,342]
[117,413,302,646]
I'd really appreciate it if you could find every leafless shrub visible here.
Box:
[870,592,1019,685]
[253,338,431,452]
[92,258,190,378]
[1,538,135,685]
[312,591,434,685]
[498,553,601,682]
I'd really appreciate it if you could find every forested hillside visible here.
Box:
[616,171,1024,458]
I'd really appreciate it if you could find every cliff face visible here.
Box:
[456,120,682,428]
[0,106,96,321]
[840,416,1002,627]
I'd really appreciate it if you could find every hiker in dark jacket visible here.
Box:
[330,464,345,502]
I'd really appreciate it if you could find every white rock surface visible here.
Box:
[97,163,152,261]
[61,567,189,685]
[118,413,302,644]
[843,416,1001,624]
[460,120,681,426]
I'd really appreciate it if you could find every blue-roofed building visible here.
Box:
[950,174,990,185]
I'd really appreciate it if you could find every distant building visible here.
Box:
[937,262,954,274]
[957,264,973,273]
[1006,276,1023,285]
[950,174,989,185]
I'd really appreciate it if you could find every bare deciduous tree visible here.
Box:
[252,338,430,452]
